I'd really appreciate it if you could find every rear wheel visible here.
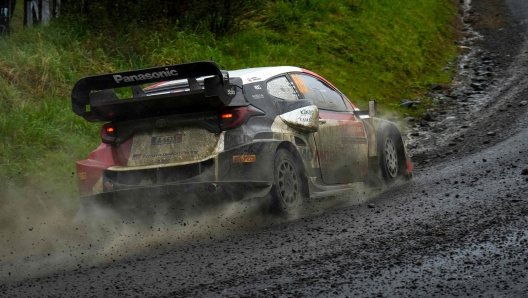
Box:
[270,149,303,215]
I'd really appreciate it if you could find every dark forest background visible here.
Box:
[9,0,263,35]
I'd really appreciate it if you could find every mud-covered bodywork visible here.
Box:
[72,61,412,216]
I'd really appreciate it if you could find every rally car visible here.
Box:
[72,61,412,218]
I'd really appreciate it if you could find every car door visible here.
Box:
[289,73,368,184]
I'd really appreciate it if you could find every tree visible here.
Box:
[24,0,61,27]
[58,0,264,36]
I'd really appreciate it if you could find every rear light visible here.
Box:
[219,106,265,130]
[101,123,116,144]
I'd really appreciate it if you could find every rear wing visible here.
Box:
[71,61,242,122]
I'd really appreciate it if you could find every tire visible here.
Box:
[269,149,303,215]
[378,128,404,186]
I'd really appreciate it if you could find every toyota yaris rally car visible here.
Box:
[72,61,412,218]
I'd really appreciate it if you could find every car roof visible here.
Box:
[228,66,302,84]
[144,66,302,92]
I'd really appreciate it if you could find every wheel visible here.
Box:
[269,149,303,215]
[378,128,404,186]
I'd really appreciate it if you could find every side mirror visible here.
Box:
[369,100,378,117]
[279,105,319,133]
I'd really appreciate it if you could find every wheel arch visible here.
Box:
[275,141,311,200]
[364,118,409,187]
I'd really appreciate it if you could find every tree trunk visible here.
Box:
[0,0,11,35]
[41,0,50,24]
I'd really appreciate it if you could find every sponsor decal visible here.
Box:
[78,172,87,180]
[254,85,262,90]
[132,154,142,160]
[290,74,308,93]
[151,135,183,145]
[247,77,261,82]
[113,68,178,83]
[297,116,315,123]
[252,94,265,100]
[233,155,256,163]
[296,108,317,123]
[227,87,236,96]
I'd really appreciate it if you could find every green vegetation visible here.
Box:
[0,0,459,215]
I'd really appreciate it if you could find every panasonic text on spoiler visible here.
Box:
[113,68,178,83]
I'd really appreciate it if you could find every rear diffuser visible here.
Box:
[75,181,271,222]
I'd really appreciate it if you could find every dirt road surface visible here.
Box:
[1,0,528,297]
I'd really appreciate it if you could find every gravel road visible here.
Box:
[1,0,528,297]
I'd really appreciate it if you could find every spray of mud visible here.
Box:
[0,175,400,282]
[0,185,276,281]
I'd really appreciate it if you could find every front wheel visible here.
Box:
[378,129,404,186]
[269,149,303,215]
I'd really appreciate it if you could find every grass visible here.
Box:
[0,0,460,216]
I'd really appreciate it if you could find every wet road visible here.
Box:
[507,0,528,21]
[2,0,528,297]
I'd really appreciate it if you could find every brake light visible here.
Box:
[219,106,265,130]
[101,123,116,143]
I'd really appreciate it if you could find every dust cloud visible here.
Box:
[0,175,397,281]
[0,188,270,281]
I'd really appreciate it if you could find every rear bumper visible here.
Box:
[76,180,272,220]
[77,140,278,197]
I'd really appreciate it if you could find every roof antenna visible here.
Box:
[210,56,213,61]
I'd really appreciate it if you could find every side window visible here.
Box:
[290,73,347,111]
[267,76,299,101]
[342,98,355,111]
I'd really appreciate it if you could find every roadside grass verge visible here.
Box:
[0,0,460,218]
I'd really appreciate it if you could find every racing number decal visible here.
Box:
[291,74,308,93]
[151,134,183,145]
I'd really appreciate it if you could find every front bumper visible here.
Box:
[76,180,272,220]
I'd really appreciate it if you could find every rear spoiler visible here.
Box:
[71,61,240,122]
